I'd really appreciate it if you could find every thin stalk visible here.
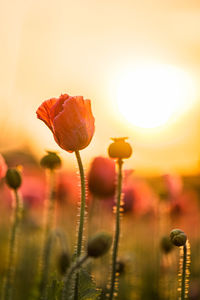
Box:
[4,189,22,300]
[45,169,56,232]
[62,255,88,300]
[74,150,86,300]
[109,158,123,300]
[74,150,86,257]
[181,244,187,300]
[39,169,56,300]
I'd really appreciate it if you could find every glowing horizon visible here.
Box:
[1,1,200,175]
[114,63,196,129]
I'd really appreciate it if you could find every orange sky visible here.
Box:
[0,0,200,175]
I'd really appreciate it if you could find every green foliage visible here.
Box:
[78,268,101,300]
[46,278,63,300]
[62,268,101,300]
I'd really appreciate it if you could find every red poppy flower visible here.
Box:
[88,156,116,198]
[36,94,95,152]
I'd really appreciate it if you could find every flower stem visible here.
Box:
[181,244,187,300]
[75,150,86,257]
[62,255,88,300]
[4,189,22,300]
[109,158,123,300]
[39,169,56,300]
[74,150,86,300]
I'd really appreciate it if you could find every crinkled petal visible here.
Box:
[50,94,70,120]
[36,98,57,131]
[53,96,95,152]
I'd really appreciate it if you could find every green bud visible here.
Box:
[87,232,112,258]
[160,236,174,253]
[57,252,70,275]
[40,151,61,170]
[170,229,187,247]
[6,168,22,190]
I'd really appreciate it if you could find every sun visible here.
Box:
[114,63,196,129]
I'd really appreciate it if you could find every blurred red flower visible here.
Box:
[0,154,7,179]
[36,94,95,152]
[163,173,182,199]
[56,171,80,204]
[122,179,157,216]
[88,156,116,198]
[21,175,46,209]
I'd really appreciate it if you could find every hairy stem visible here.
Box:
[109,158,123,300]
[62,255,88,300]
[181,244,187,300]
[74,150,86,300]
[4,189,22,300]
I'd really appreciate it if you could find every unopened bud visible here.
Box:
[108,137,132,159]
[40,151,61,170]
[6,168,22,190]
[170,229,187,247]
[160,236,174,253]
[87,232,112,258]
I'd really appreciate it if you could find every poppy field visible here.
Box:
[0,93,199,300]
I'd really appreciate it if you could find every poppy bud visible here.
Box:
[87,232,112,258]
[6,168,22,190]
[40,151,61,170]
[170,229,187,247]
[108,137,132,159]
[160,236,174,253]
[57,251,70,275]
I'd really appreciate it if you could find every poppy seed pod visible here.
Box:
[40,151,62,170]
[87,232,112,258]
[108,137,132,159]
[6,168,22,190]
[170,229,187,247]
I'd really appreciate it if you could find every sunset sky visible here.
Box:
[1,0,200,175]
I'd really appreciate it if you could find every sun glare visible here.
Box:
[115,63,196,129]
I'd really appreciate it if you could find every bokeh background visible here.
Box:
[1,2,200,300]
[1,0,200,175]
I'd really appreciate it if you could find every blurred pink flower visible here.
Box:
[21,175,46,209]
[88,156,116,198]
[163,173,183,199]
[0,154,7,179]
[170,189,198,216]
[122,179,157,216]
[36,94,95,152]
[122,186,134,213]
[56,171,80,205]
